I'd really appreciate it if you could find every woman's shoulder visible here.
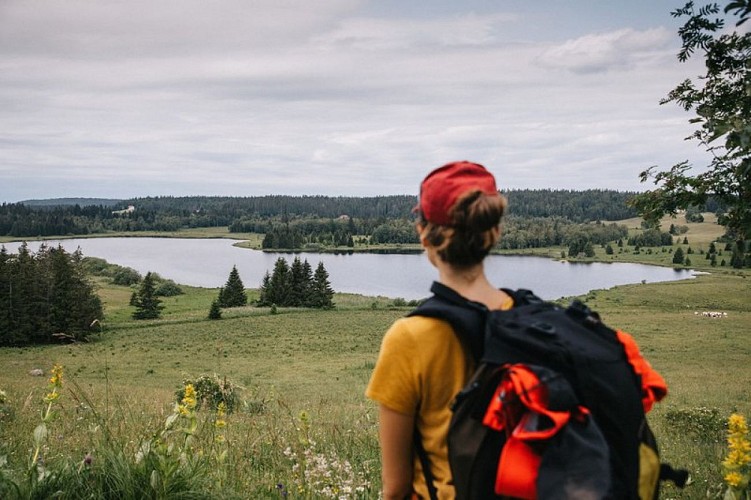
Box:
[383,315,459,349]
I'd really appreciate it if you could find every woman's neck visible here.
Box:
[437,261,506,309]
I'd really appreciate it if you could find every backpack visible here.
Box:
[409,282,688,500]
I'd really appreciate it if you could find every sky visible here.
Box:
[0,0,727,202]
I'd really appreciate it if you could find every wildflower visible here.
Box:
[43,391,61,404]
[723,413,751,493]
[725,471,743,488]
[48,365,63,387]
[182,384,197,410]
[215,402,227,429]
[84,453,93,466]
[0,389,7,404]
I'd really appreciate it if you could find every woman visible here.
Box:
[365,161,512,499]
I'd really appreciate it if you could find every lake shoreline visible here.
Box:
[0,229,702,272]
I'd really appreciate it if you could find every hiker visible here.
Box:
[366,160,510,499]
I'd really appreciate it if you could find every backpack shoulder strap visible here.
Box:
[407,281,488,361]
[501,287,545,306]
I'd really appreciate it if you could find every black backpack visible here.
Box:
[409,282,687,500]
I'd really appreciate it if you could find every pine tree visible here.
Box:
[311,262,334,309]
[731,240,745,269]
[267,258,291,307]
[672,247,685,265]
[218,265,247,308]
[208,299,222,320]
[584,242,596,258]
[288,257,308,307]
[132,272,163,320]
[1,244,102,345]
[257,271,271,306]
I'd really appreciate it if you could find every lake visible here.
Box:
[2,238,695,300]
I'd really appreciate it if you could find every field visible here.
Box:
[0,216,749,498]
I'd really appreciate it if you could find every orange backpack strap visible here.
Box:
[482,364,592,499]
[616,330,667,412]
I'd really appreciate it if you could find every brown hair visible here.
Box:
[418,189,507,267]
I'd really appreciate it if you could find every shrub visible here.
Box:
[664,406,726,444]
[112,267,142,286]
[175,374,241,414]
[155,280,183,297]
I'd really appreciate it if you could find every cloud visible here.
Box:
[536,28,674,74]
[0,1,717,202]
[312,12,517,50]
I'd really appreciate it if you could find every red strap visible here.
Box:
[483,365,583,498]
[496,435,540,498]
[616,330,667,412]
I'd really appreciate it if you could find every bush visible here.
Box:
[175,374,241,414]
[664,406,726,444]
[112,267,142,286]
[155,280,183,297]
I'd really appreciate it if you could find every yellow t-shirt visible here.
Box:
[366,295,513,499]
[366,316,468,499]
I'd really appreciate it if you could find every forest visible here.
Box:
[1,190,638,238]
[0,244,103,345]
[0,190,729,254]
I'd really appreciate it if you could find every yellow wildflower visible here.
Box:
[181,384,197,410]
[49,365,63,387]
[43,391,61,403]
[723,413,751,492]
[729,414,749,434]
[725,471,744,488]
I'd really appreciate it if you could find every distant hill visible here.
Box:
[19,198,123,207]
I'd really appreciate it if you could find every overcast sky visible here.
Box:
[0,0,724,202]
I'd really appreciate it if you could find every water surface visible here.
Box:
[2,238,694,300]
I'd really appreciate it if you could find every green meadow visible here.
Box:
[0,215,749,498]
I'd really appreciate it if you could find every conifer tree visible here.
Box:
[266,258,291,306]
[257,271,271,306]
[218,265,247,308]
[301,260,314,305]
[0,244,102,345]
[208,299,222,320]
[311,261,334,309]
[731,240,745,269]
[132,271,163,320]
[672,247,685,265]
[289,257,309,307]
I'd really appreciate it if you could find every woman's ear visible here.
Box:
[415,223,428,248]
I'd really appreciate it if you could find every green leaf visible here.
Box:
[150,470,161,491]
[33,424,48,445]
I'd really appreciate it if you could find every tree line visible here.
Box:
[1,190,648,239]
[258,257,334,309]
[0,244,103,346]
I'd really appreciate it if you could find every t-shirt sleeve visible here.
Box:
[365,319,421,416]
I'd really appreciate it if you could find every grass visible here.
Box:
[0,215,748,498]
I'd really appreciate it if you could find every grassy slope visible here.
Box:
[0,214,748,497]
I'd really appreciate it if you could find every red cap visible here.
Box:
[419,161,498,225]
